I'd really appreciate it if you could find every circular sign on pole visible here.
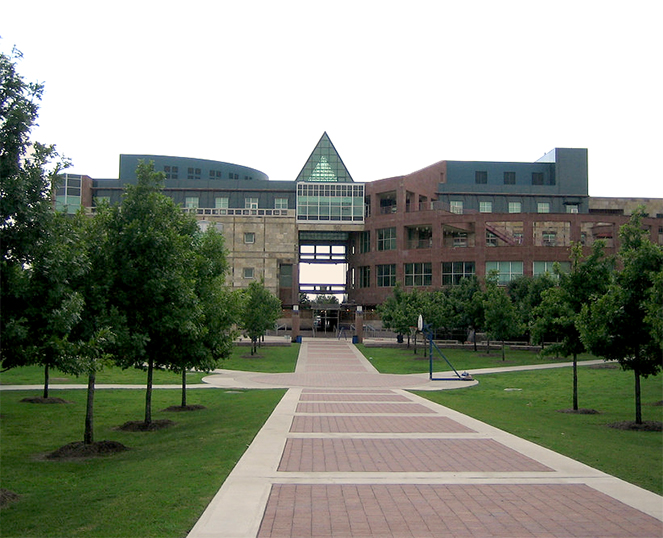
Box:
[417,314,424,332]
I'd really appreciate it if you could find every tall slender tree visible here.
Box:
[239,280,281,355]
[579,210,663,424]
[531,241,613,410]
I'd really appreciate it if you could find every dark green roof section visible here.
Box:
[295,132,354,183]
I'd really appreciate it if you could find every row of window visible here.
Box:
[356,260,570,288]
[184,197,289,210]
[450,200,578,214]
[163,165,253,181]
[361,227,566,251]
[475,171,555,186]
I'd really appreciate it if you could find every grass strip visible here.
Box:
[414,365,663,494]
[0,388,285,537]
[0,344,300,387]
[357,344,596,375]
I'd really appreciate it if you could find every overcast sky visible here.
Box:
[3,1,662,198]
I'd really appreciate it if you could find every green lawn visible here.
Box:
[357,343,596,375]
[0,388,285,538]
[217,343,299,373]
[0,344,300,387]
[414,365,663,494]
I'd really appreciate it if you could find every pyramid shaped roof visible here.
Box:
[295,132,354,183]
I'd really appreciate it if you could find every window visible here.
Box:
[244,232,255,244]
[279,264,293,287]
[453,232,468,248]
[215,197,229,209]
[377,227,397,251]
[537,202,550,213]
[360,231,370,253]
[542,231,557,246]
[508,201,521,213]
[504,171,516,185]
[442,261,475,286]
[243,267,255,279]
[185,196,199,209]
[245,197,258,209]
[475,171,488,184]
[275,198,288,209]
[359,266,371,288]
[533,261,571,276]
[486,231,498,247]
[376,264,396,287]
[479,201,493,213]
[187,167,202,180]
[404,263,432,286]
[566,204,579,214]
[450,201,463,214]
[164,165,178,179]
[532,172,544,185]
[485,261,523,284]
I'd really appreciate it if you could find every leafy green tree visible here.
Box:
[531,242,613,410]
[240,279,282,355]
[483,276,523,360]
[169,227,238,407]
[103,161,202,425]
[446,276,485,350]
[21,211,89,397]
[377,284,424,348]
[579,210,663,424]
[508,273,557,345]
[1,48,70,369]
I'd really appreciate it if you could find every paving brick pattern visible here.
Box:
[299,393,411,402]
[279,438,553,473]
[295,402,437,414]
[188,340,662,538]
[290,415,476,434]
[257,484,663,538]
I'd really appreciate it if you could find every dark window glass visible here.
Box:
[475,171,488,184]
[504,171,516,185]
[532,172,544,185]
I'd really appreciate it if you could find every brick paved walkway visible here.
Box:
[188,340,663,538]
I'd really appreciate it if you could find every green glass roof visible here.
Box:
[296,132,354,183]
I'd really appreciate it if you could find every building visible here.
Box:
[66,133,663,311]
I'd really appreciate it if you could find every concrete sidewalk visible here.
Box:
[188,340,663,538]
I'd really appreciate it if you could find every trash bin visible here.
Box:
[296,335,302,343]
[352,335,359,344]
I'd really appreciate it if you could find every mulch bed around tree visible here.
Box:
[0,489,20,508]
[20,397,73,404]
[557,408,600,414]
[116,419,175,432]
[45,440,130,460]
[608,421,663,432]
[161,405,206,412]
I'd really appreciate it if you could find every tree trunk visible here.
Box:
[84,371,95,445]
[572,353,578,411]
[635,369,642,425]
[181,369,187,408]
[486,338,490,354]
[145,356,154,425]
[472,328,477,352]
[501,341,505,361]
[43,364,49,399]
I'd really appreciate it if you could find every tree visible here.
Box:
[377,284,423,347]
[531,242,613,411]
[446,276,485,350]
[240,279,282,355]
[1,48,70,369]
[169,227,238,407]
[508,273,557,345]
[579,210,663,424]
[20,211,89,397]
[105,161,202,425]
[483,276,523,360]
